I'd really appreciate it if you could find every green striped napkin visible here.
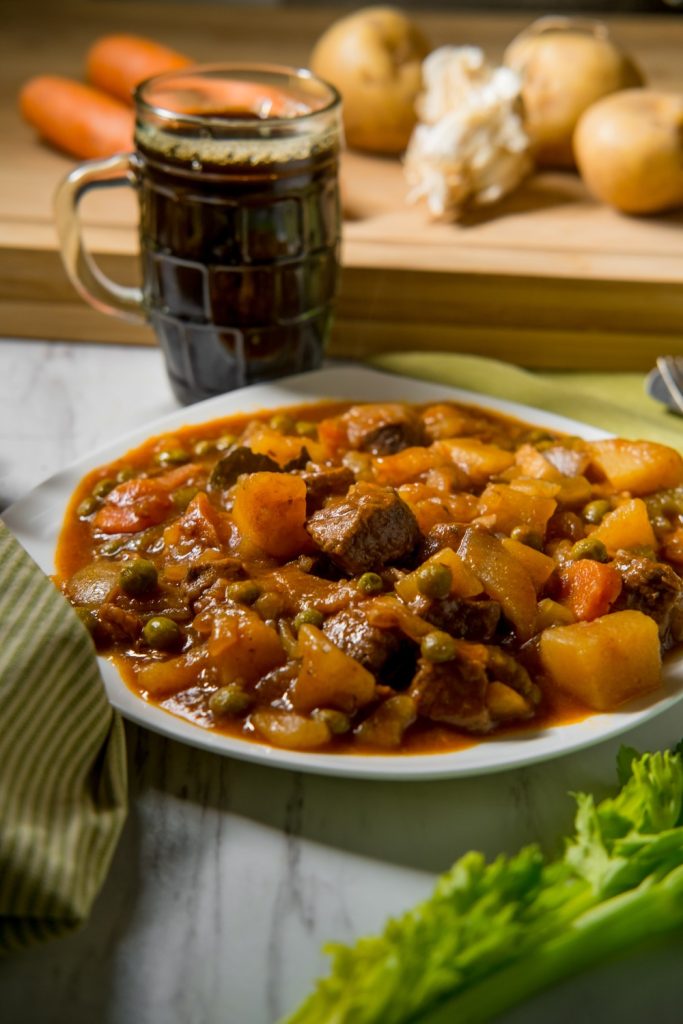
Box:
[0,521,127,953]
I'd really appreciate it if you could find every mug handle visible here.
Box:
[54,152,146,324]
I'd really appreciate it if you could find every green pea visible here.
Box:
[119,559,158,597]
[293,608,324,631]
[311,708,351,734]
[92,477,116,499]
[569,537,609,563]
[155,448,190,467]
[173,486,199,510]
[100,538,124,557]
[142,616,181,650]
[254,592,286,620]
[416,562,452,599]
[357,572,383,594]
[226,580,262,606]
[421,630,458,663]
[660,493,681,517]
[295,420,318,439]
[116,467,135,483]
[209,683,252,716]
[77,496,98,518]
[193,439,216,457]
[269,413,295,435]
[582,499,611,525]
[510,526,544,550]
[526,429,555,446]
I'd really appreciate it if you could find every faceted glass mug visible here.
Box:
[55,65,342,404]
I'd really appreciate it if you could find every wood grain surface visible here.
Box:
[3,1,683,367]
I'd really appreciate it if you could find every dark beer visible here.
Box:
[137,124,340,404]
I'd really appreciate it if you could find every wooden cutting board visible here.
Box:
[3,1,683,369]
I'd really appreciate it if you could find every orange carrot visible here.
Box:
[558,560,623,622]
[86,34,193,104]
[93,464,203,534]
[94,478,174,534]
[19,75,134,159]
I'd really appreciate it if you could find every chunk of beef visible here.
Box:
[282,447,311,472]
[409,642,537,733]
[487,646,539,705]
[342,404,425,456]
[184,557,241,602]
[612,554,683,646]
[419,523,468,561]
[209,446,279,489]
[414,594,501,642]
[95,605,142,645]
[301,465,354,514]
[409,648,492,733]
[323,606,417,687]
[306,482,421,575]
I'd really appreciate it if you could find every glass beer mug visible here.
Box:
[56,65,342,404]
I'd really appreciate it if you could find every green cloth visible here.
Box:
[0,521,127,953]
[371,354,682,452]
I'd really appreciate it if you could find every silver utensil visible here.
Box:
[646,355,683,416]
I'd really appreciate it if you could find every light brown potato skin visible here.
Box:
[310,6,430,154]
[574,90,683,214]
[505,26,643,168]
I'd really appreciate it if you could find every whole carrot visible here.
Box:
[86,34,193,104]
[19,76,134,159]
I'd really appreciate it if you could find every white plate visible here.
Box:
[4,365,683,780]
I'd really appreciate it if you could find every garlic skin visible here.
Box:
[405,46,532,219]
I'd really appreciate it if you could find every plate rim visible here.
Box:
[5,363,683,780]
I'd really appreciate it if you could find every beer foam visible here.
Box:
[137,118,339,167]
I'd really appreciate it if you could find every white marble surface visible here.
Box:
[1,338,683,1024]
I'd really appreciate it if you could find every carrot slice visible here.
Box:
[19,75,134,159]
[558,560,623,622]
[94,479,173,534]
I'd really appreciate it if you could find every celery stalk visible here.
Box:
[419,865,683,1024]
[281,747,683,1024]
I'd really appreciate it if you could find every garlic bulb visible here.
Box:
[405,46,532,219]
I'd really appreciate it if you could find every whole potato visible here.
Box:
[504,17,644,168]
[574,89,683,214]
[310,6,430,155]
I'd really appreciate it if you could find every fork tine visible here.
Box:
[656,356,683,416]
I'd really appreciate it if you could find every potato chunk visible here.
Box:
[539,609,661,711]
[587,439,683,495]
[250,710,331,750]
[477,483,556,536]
[232,471,309,558]
[290,624,376,713]
[590,498,656,554]
[501,538,556,592]
[434,439,515,486]
[206,606,285,685]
